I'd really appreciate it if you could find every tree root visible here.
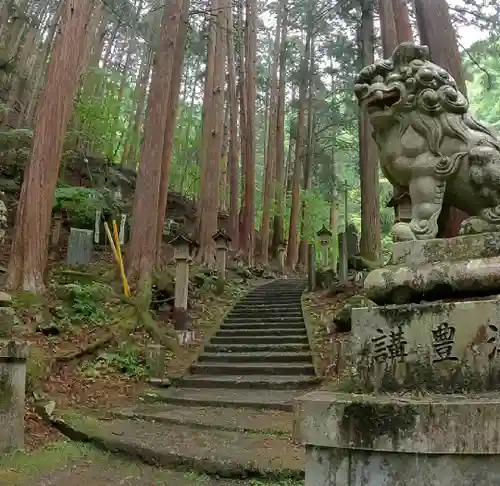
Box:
[55,332,115,362]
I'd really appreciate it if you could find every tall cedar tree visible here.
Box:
[156,0,190,263]
[241,0,257,264]
[358,0,381,262]
[260,0,284,264]
[197,0,228,264]
[227,1,240,248]
[271,0,288,256]
[414,0,469,238]
[287,15,311,268]
[391,0,413,43]
[379,0,398,56]
[7,0,96,292]
[127,0,186,284]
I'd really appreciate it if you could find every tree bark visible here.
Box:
[197,0,228,264]
[286,28,310,268]
[379,0,398,56]
[127,0,186,283]
[7,0,96,292]
[227,2,240,248]
[271,0,288,257]
[260,0,284,264]
[414,0,469,238]
[391,0,413,43]
[359,0,381,262]
[241,0,257,264]
[155,0,190,263]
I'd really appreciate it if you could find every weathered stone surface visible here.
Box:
[145,344,165,380]
[390,232,500,267]
[345,299,500,393]
[67,228,94,266]
[364,256,500,305]
[0,340,28,452]
[295,391,500,485]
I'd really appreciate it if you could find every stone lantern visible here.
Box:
[212,229,232,281]
[169,233,197,331]
[317,224,333,268]
[276,241,286,274]
[387,190,412,223]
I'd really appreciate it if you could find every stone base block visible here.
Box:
[295,391,500,486]
[0,340,28,453]
[346,298,500,393]
[390,231,500,267]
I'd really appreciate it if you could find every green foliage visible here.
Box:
[53,185,124,228]
[80,343,147,378]
[63,283,109,325]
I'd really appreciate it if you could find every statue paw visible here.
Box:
[391,222,417,242]
[459,217,498,236]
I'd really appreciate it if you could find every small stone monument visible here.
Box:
[0,340,28,453]
[276,241,286,274]
[67,228,93,266]
[212,229,231,281]
[145,343,166,385]
[0,192,7,245]
[316,224,333,268]
[295,42,500,486]
[169,233,198,344]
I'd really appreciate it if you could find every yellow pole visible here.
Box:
[112,221,131,297]
[103,221,130,297]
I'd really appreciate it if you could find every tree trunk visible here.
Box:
[227,2,240,248]
[271,0,288,257]
[260,0,284,265]
[414,0,469,238]
[241,0,257,264]
[155,0,190,264]
[286,26,311,268]
[127,0,186,283]
[379,0,398,56]
[197,0,228,264]
[359,0,381,262]
[7,0,96,292]
[391,0,413,43]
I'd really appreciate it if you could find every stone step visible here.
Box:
[204,342,311,353]
[190,362,315,376]
[198,351,313,363]
[219,321,306,330]
[112,404,293,436]
[178,375,319,390]
[241,296,302,302]
[56,415,303,479]
[142,387,304,410]
[243,293,303,300]
[211,335,309,345]
[232,302,303,309]
[224,316,304,324]
[227,309,303,318]
[215,328,307,337]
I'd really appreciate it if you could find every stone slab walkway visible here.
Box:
[1,442,291,486]
[55,415,304,480]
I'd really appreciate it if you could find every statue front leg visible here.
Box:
[392,176,445,241]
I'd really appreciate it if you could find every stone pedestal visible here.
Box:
[216,247,227,281]
[0,340,28,453]
[145,344,165,382]
[365,232,500,304]
[277,247,285,274]
[295,391,500,486]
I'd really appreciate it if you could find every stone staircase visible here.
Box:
[56,279,317,480]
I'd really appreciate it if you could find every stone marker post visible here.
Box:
[145,343,166,385]
[212,229,232,281]
[169,234,198,345]
[67,228,93,266]
[316,224,333,268]
[277,242,286,274]
[0,340,28,453]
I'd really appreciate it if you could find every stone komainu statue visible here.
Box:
[354,42,500,242]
